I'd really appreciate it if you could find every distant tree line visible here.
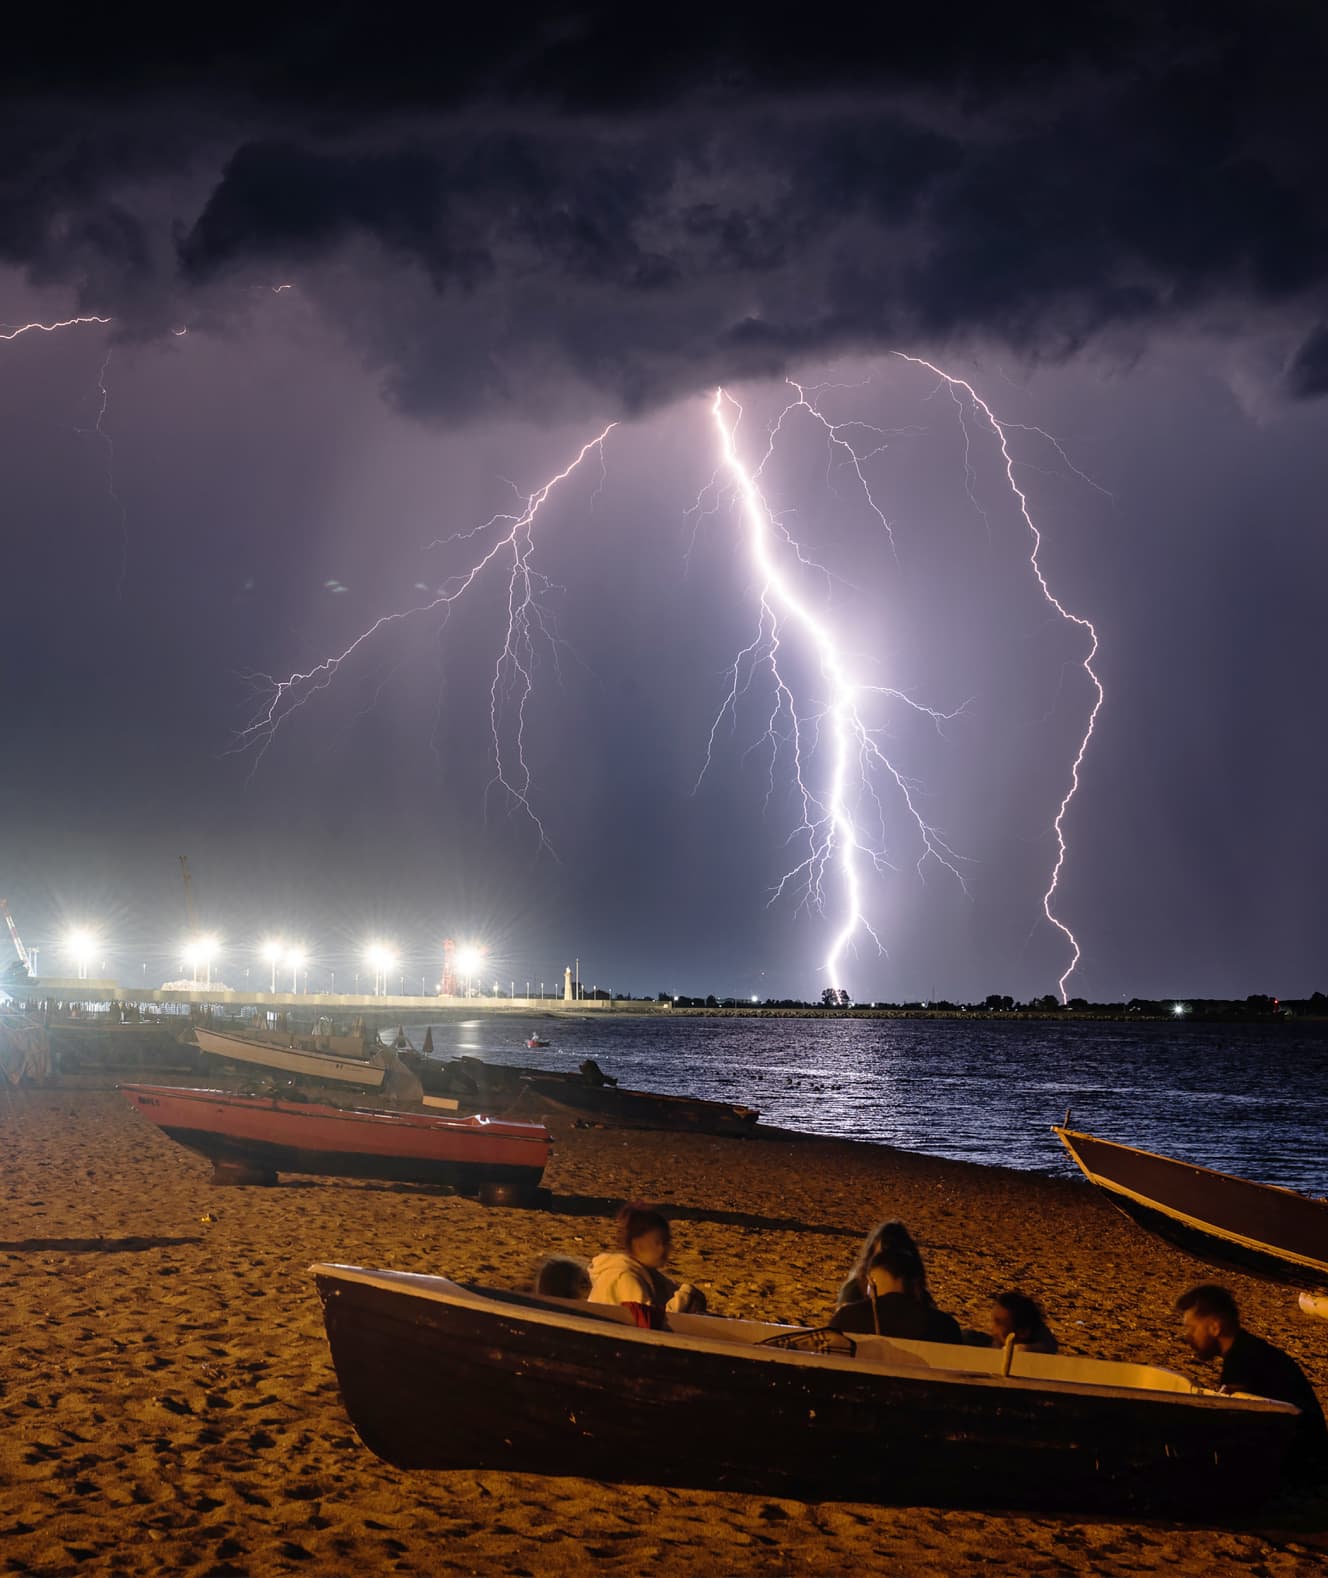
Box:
[648,984,1327,1019]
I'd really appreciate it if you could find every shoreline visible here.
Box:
[4,1085,1327,1574]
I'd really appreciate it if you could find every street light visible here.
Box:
[262,937,285,993]
[286,947,306,993]
[454,945,484,1000]
[185,935,220,988]
[366,943,397,997]
[64,927,98,981]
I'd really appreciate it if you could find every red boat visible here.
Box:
[121,1084,551,1202]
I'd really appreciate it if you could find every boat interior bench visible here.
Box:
[469,1284,1209,1393]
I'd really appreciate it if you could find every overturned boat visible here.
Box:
[312,1266,1297,1514]
[1055,1126,1328,1288]
[123,1084,550,1200]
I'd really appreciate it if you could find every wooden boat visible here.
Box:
[400,1054,758,1136]
[1055,1126,1328,1288]
[123,1084,550,1199]
[312,1266,1298,1514]
[193,1025,388,1089]
[513,1075,759,1136]
[525,1037,550,1049]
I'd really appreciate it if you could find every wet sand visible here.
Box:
[3,1084,1327,1576]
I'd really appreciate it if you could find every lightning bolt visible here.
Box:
[234,358,1097,1001]
[237,423,617,847]
[77,349,128,594]
[705,387,969,997]
[893,354,1104,1001]
[0,315,111,342]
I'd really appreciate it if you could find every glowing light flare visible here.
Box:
[365,941,398,996]
[261,935,285,992]
[63,927,99,978]
[183,934,221,986]
[893,354,1104,1002]
[285,945,307,993]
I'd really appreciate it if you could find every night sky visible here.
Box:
[3,5,1326,1003]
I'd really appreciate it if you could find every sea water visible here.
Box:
[416,1014,1328,1193]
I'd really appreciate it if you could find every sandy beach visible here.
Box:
[3,1084,1327,1577]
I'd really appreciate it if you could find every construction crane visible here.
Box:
[1,898,32,974]
[178,856,199,936]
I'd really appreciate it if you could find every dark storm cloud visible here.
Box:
[4,3,1327,412]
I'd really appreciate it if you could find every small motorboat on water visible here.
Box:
[1055,1126,1328,1288]
[122,1084,551,1201]
[312,1266,1298,1514]
[525,1037,550,1049]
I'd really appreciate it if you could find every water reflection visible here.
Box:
[415,1016,1328,1192]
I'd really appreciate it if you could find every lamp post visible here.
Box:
[65,928,97,981]
[366,944,396,997]
[194,936,218,989]
[263,938,284,993]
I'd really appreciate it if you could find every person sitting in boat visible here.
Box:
[588,1203,705,1327]
[534,1255,591,1301]
[837,1219,934,1308]
[829,1247,963,1342]
[989,1290,1058,1354]
[1177,1283,1327,1458]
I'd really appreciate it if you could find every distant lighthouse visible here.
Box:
[563,965,574,1002]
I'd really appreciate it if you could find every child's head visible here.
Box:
[991,1289,1044,1345]
[535,1255,591,1300]
[615,1202,672,1269]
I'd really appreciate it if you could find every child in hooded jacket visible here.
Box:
[588,1203,703,1324]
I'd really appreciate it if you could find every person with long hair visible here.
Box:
[837,1219,933,1308]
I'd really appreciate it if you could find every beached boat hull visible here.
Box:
[514,1076,759,1136]
[194,1026,387,1089]
[313,1266,1296,1514]
[1055,1127,1328,1288]
[404,1055,760,1135]
[123,1085,550,1194]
